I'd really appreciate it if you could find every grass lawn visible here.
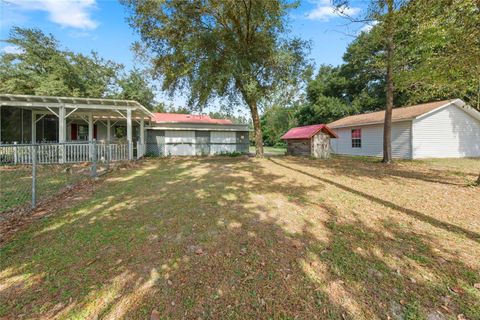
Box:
[1,156,479,319]
[249,146,286,155]
[0,164,92,213]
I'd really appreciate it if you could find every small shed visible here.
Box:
[281,124,337,158]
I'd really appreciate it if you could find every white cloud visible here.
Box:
[359,20,378,33]
[5,0,98,29]
[2,45,24,54]
[306,0,360,21]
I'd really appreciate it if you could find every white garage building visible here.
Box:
[329,99,480,159]
[146,113,249,156]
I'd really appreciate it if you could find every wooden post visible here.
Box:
[31,145,37,208]
[87,113,94,162]
[139,118,145,159]
[88,113,94,142]
[59,106,66,142]
[126,109,133,160]
[31,111,36,143]
[107,118,111,143]
[59,106,66,163]
[13,141,18,164]
[140,118,145,145]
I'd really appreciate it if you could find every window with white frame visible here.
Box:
[351,128,361,148]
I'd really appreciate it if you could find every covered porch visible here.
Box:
[0,94,153,161]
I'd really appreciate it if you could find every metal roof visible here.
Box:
[152,113,233,124]
[281,124,337,140]
[0,94,153,118]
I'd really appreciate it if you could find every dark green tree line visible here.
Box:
[0,27,157,109]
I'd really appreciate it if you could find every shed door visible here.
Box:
[195,131,210,155]
[210,131,236,154]
[165,131,195,156]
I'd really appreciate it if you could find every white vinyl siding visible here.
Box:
[412,105,480,158]
[165,130,195,156]
[210,131,236,154]
[331,121,412,159]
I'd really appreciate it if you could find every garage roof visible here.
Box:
[152,113,233,124]
[327,99,463,128]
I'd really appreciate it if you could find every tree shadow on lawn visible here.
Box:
[309,155,478,187]
[269,157,480,244]
[0,157,479,319]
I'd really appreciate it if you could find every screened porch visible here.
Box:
[0,94,153,163]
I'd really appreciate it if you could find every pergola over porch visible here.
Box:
[0,94,153,160]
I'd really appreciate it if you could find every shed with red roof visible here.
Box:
[281,124,337,158]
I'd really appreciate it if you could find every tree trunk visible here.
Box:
[236,79,264,157]
[250,100,264,157]
[382,0,394,164]
[476,172,480,185]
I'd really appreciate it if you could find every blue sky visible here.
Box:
[0,0,369,109]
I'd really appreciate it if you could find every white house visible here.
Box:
[0,94,249,161]
[328,99,480,159]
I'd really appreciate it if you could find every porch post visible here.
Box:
[140,118,145,145]
[107,118,111,143]
[31,111,36,143]
[126,108,133,160]
[58,106,66,143]
[88,113,94,142]
[58,106,66,163]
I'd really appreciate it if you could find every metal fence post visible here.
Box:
[31,145,37,208]
[91,140,97,177]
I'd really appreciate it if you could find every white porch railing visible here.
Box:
[97,143,129,162]
[0,142,131,165]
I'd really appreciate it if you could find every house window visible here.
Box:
[78,125,89,141]
[351,129,361,148]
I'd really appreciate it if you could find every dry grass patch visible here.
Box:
[1,156,479,319]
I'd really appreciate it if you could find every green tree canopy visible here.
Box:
[0,27,158,109]
[395,0,480,109]
[261,104,298,146]
[0,27,121,98]
[113,68,156,109]
[296,65,356,126]
[294,0,479,136]
[122,0,310,156]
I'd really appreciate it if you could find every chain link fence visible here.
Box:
[144,142,249,157]
[0,141,132,215]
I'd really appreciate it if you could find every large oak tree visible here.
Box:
[122,0,309,156]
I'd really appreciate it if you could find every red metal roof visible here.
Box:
[281,124,337,140]
[152,113,233,124]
